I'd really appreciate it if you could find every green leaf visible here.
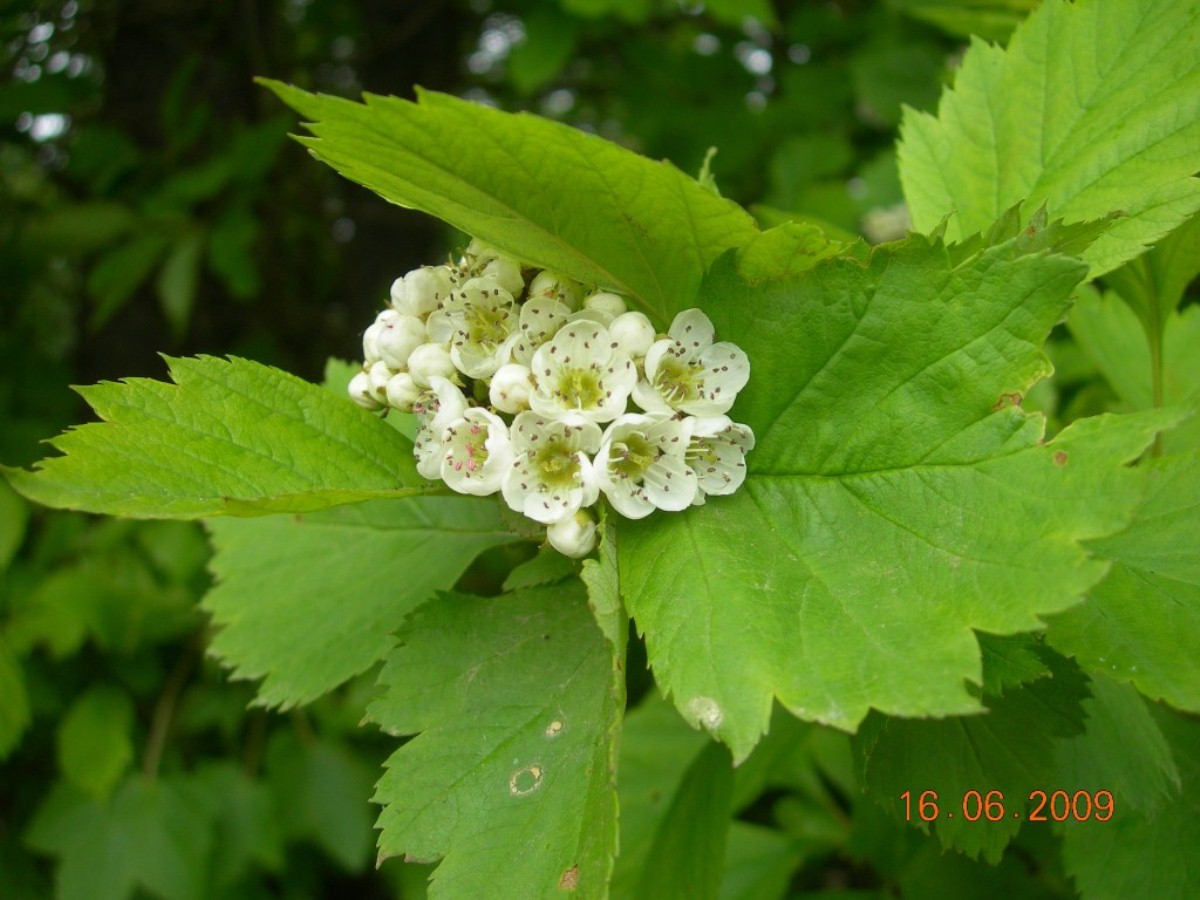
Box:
[1068,290,1200,453]
[506,8,581,95]
[580,505,625,655]
[1060,707,1200,900]
[156,231,204,338]
[26,776,213,900]
[897,0,1037,43]
[0,636,30,759]
[3,355,432,519]
[1053,674,1180,816]
[733,221,848,283]
[976,633,1050,695]
[899,0,1200,277]
[719,823,803,900]
[87,233,171,329]
[0,478,29,571]
[190,762,284,887]
[204,496,514,708]
[634,739,734,900]
[368,582,620,898]
[1047,450,1200,712]
[610,693,709,899]
[620,234,1175,762]
[265,734,374,872]
[1105,211,1200,338]
[57,684,135,799]
[261,81,758,324]
[854,651,1089,862]
[502,547,578,592]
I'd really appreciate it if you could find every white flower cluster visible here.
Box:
[349,240,754,557]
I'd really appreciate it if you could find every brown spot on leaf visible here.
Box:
[559,865,580,891]
[992,392,1023,411]
[1054,451,1068,467]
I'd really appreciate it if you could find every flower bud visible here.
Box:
[385,372,421,411]
[546,509,597,558]
[528,270,585,311]
[376,314,427,370]
[489,363,534,414]
[480,256,524,297]
[366,360,393,400]
[348,370,384,410]
[393,266,454,318]
[583,291,628,319]
[407,343,457,388]
[609,311,656,359]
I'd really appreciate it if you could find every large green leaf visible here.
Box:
[620,234,1175,762]
[854,649,1089,862]
[1047,450,1200,712]
[1052,674,1180,817]
[899,0,1200,277]
[26,776,213,900]
[262,81,758,324]
[204,496,514,708]
[1060,707,1200,900]
[3,356,432,519]
[368,582,620,899]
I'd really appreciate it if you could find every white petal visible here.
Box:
[668,308,715,351]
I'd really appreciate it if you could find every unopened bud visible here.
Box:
[489,363,534,414]
[407,343,457,388]
[609,311,656,359]
[546,509,597,558]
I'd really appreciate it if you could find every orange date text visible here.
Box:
[899,789,1114,822]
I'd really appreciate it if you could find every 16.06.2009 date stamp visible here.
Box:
[900,789,1114,822]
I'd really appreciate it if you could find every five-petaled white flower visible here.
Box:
[633,308,749,416]
[684,415,755,504]
[594,414,696,519]
[503,412,602,524]
[529,321,636,424]
[439,407,513,496]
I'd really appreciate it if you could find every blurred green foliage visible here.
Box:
[3,1,1192,897]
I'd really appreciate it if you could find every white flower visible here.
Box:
[609,311,656,359]
[348,370,384,410]
[529,321,636,424]
[503,412,602,524]
[392,266,455,318]
[407,343,458,388]
[385,372,421,411]
[489,363,534,414]
[528,270,585,311]
[547,509,597,558]
[376,314,427,370]
[509,294,571,365]
[684,416,755,504]
[412,377,470,479]
[632,308,749,416]
[594,414,696,518]
[439,408,513,496]
[446,280,520,378]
